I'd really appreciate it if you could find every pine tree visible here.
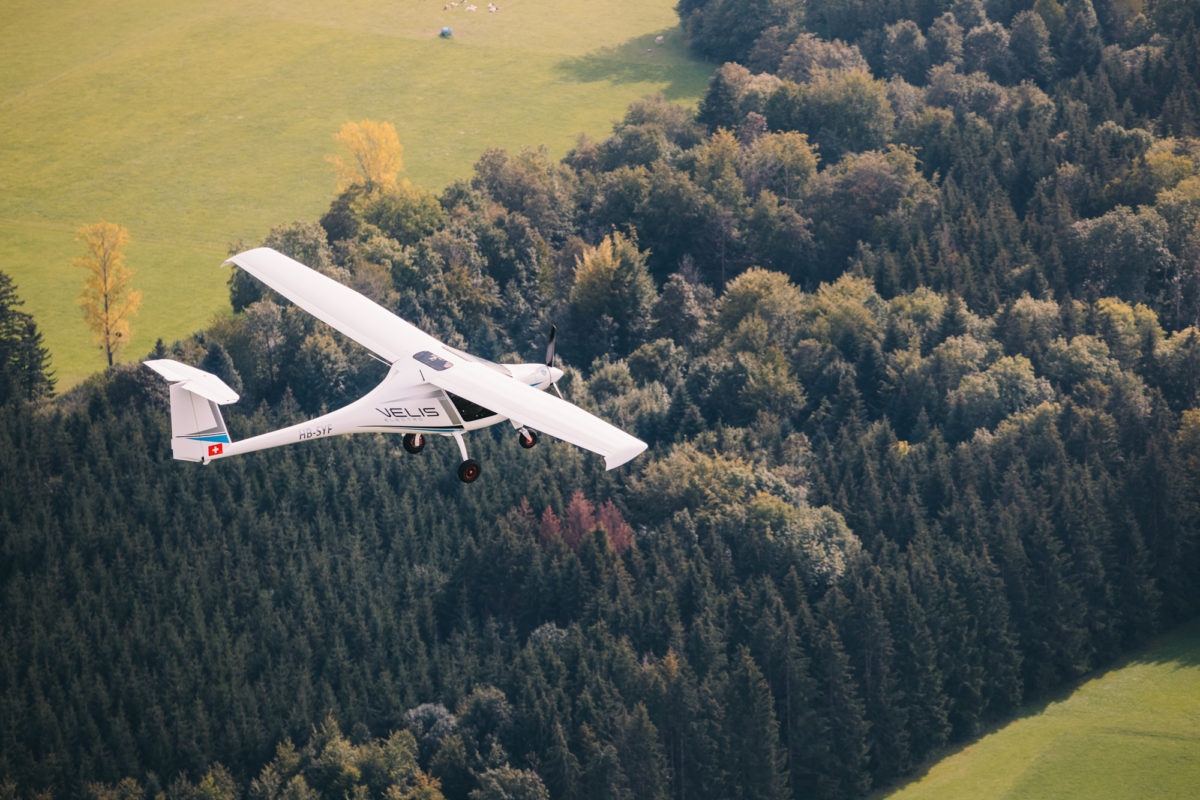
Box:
[0,271,53,404]
[722,648,789,800]
[882,563,950,762]
[613,704,668,800]
[807,617,871,799]
[843,569,910,782]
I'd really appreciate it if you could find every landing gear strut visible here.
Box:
[403,433,426,454]
[518,428,539,449]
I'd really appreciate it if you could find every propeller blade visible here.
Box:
[545,324,557,367]
[545,325,564,397]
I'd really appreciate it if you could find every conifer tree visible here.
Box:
[722,648,789,800]
[808,619,871,799]
[0,271,53,403]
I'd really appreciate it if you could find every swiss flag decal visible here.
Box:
[208,443,223,457]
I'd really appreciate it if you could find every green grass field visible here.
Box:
[0,0,711,387]
[879,620,1200,800]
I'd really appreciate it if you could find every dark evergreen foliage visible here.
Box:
[0,271,54,404]
[5,2,1200,797]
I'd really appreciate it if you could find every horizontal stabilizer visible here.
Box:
[144,359,240,404]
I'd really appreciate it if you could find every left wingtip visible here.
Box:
[223,246,282,270]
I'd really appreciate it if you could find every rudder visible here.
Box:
[145,359,239,463]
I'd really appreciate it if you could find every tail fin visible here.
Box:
[144,359,239,463]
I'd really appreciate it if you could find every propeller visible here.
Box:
[545,324,564,398]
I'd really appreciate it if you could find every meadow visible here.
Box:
[879,621,1200,800]
[0,0,710,387]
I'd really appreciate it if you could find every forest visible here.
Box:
[4,0,1200,798]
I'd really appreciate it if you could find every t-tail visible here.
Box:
[144,359,239,463]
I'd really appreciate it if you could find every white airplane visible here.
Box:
[145,247,647,482]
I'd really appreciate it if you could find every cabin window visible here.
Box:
[447,391,496,422]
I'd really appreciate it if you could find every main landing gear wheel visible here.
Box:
[403,433,426,454]
[519,429,539,449]
[457,459,481,483]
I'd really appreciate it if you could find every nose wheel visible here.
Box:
[519,428,539,448]
[403,433,426,454]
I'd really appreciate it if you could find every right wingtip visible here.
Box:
[604,438,649,470]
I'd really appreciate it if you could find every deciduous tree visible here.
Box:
[75,221,141,367]
[569,231,656,361]
[329,120,405,192]
[767,69,894,164]
[883,20,930,85]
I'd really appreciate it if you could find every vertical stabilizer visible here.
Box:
[144,359,239,463]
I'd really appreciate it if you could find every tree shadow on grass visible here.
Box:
[553,27,711,102]
[1127,617,1200,669]
[866,619,1200,799]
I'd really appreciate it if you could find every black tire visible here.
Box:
[457,459,481,483]
[519,429,539,449]
[403,433,426,454]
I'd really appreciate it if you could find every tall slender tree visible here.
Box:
[76,222,141,367]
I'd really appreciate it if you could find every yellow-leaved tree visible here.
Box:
[76,221,142,366]
[327,119,404,192]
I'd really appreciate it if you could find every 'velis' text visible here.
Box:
[377,406,440,419]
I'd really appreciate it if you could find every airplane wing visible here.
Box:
[224,247,439,363]
[423,360,648,469]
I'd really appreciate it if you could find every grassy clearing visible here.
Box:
[0,0,710,387]
[878,620,1200,800]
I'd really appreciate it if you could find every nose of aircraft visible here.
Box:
[549,366,564,385]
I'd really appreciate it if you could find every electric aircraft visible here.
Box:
[145,247,647,482]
